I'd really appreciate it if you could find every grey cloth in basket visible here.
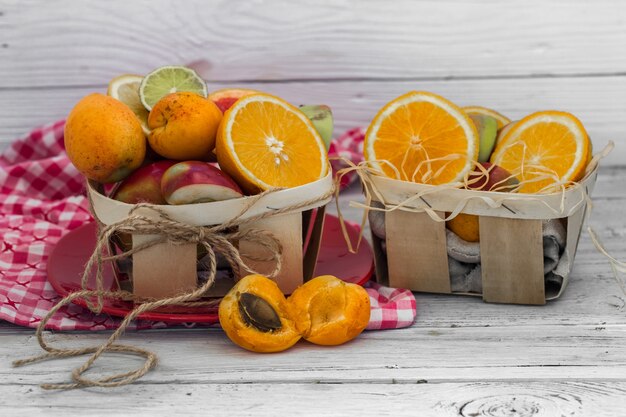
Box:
[370,207,568,294]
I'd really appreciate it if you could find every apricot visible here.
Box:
[148,92,222,160]
[218,274,300,353]
[64,93,146,183]
[288,275,370,346]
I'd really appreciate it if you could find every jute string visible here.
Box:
[332,141,626,296]
[13,181,335,390]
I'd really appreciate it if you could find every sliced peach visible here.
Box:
[218,274,300,353]
[288,275,370,346]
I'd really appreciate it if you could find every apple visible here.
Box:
[469,114,498,162]
[111,160,177,204]
[141,142,166,166]
[447,163,519,242]
[467,162,519,192]
[299,105,333,150]
[109,160,176,252]
[161,161,243,205]
[111,160,176,252]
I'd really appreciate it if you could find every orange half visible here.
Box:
[216,93,329,193]
[365,91,479,185]
[490,110,590,194]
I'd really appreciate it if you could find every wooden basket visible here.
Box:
[87,172,334,300]
[366,168,599,305]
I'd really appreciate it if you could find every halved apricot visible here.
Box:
[218,274,300,353]
[288,275,370,346]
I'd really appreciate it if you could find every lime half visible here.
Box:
[139,66,208,111]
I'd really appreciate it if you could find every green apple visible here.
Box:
[469,114,498,162]
[299,105,333,150]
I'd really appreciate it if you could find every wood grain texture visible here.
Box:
[239,213,303,294]
[0,381,625,416]
[1,0,626,86]
[132,238,197,299]
[479,217,545,305]
[385,210,451,293]
[3,324,626,384]
[1,0,625,165]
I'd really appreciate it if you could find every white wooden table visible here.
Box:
[2,1,626,415]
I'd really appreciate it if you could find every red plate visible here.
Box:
[47,214,374,324]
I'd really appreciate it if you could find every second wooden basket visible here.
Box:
[366,167,598,305]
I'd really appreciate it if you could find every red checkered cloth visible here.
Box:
[365,282,416,330]
[0,121,416,331]
[329,127,366,189]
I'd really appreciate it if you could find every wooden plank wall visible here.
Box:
[0,0,624,165]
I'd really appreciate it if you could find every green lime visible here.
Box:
[139,66,208,111]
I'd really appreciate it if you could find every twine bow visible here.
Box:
[84,202,285,313]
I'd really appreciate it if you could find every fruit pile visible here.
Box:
[364,91,593,242]
[63,66,375,353]
[64,66,332,206]
[219,274,370,352]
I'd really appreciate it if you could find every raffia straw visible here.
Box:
[579,141,626,296]
[13,182,335,390]
[339,156,586,229]
[332,142,622,294]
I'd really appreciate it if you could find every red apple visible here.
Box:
[447,162,520,242]
[112,160,177,204]
[467,162,519,192]
[161,161,243,205]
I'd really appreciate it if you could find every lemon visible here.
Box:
[139,66,208,111]
[107,74,149,135]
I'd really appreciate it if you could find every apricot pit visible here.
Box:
[218,274,300,353]
[238,292,282,333]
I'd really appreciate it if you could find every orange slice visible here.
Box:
[489,110,590,194]
[107,74,150,135]
[216,93,329,193]
[364,91,479,185]
[463,106,511,129]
